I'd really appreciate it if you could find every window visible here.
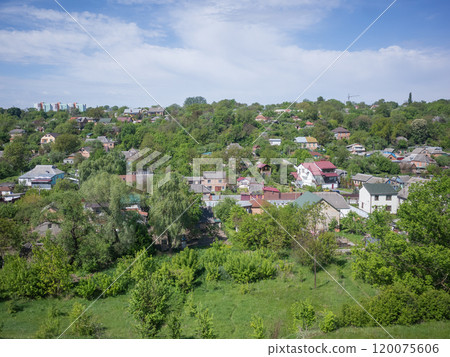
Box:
[374,195,379,201]
[207,180,211,183]
[386,206,391,212]
[219,180,222,183]
[386,195,391,201]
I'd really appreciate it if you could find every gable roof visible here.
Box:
[314,192,350,210]
[19,165,64,180]
[332,127,350,133]
[363,183,398,195]
[315,161,336,170]
[294,136,307,143]
[306,136,318,143]
[293,192,322,208]
[352,173,373,182]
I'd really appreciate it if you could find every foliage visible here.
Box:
[340,211,365,234]
[291,300,316,331]
[250,314,266,338]
[213,197,238,223]
[7,300,21,314]
[32,238,73,296]
[196,306,216,339]
[149,173,201,249]
[168,313,182,338]
[69,302,99,337]
[319,310,339,333]
[130,248,154,282]
[295,232,337,271]
[224,250,276,284]
[0,254,38,298]
[397,176,449,246]
[129,276,171,338]
[34,308,61,338]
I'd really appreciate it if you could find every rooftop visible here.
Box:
[363,183,398,195]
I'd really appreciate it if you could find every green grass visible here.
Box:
[335,232,365,245]
[1,257,449,339]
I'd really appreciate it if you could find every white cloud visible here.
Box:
[0,3,449,108]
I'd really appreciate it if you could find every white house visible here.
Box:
[269,138,282,146]
[18,165,65,189]
[359,183,399,214]
[293,161,338,189]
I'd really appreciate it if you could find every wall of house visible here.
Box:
[359,187,372,213]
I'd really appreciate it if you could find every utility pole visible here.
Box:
[347,94,360,102]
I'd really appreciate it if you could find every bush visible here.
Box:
[154,262,196,292]
[34,310,61,338]
[340,303,370,327]
[250,314,266,339]
[418,290,450,322]
[69,302,99,337]
[172,248,200,275]
[76,276,98,300]
[196,306,216,339]
[0,254,39,298]
[224,250,276,284]
[130,248,154,282]
[107,256,133,296]
[368,284,420,326]
[204,262,221,282]
[291,300,315,332]
[319,311,339,333]
[168,314,182,339]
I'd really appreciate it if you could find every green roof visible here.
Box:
[293,191,322,208]
[363,183,398,195]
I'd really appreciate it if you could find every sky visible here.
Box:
[0,0,449,109]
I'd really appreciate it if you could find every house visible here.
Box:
[123,108,141,116]
[310,151,322,159]
[71,116,89,129]
[86,136,116,151]
[98,117,112,124]
[33,221,61,237]
[63,154,76,164]
[0,182,15,196]
[346,143,365,155]
[332,127,350,140]
[201,171,227,192]
[294,136,318,150]
[147,107,165,116]
[426,147,447,158]
[305,121,314,128]
[40,133,60,145]
[79,147,93,159]
[121,148,140,161]
[294,160,338,189]
[269,138,282,146]
[409,154,435,169]
[397,177,430,204]
[117,116,133,123]
[359,183,399,214]
[256,162,271,176]
[351,173,384,187]
[293,192,339,230]
[9,129,25,141]
[18,165,65,189]
[255,114,268,122]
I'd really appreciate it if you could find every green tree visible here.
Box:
[32,238,73,296]
[129,277,171,338]
[291,300,315,332]
[184,96,207,106]
[53,133,81,154]
[410,119,429,144]
[148,174,201,250]
[69,302,99,337]
[3,140,30,173]
[196,306,216,339]
[397,176,449,246]
[250,314,266,338]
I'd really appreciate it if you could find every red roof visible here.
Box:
[306,121,314,125]
[263,186,280,193]
[257,163,269,168]
[310,151,322,157]
[237,177,246,182]
[290,172,299,180]
[302,162,322,176]
[315,161,336,170]
[322,172,338,177]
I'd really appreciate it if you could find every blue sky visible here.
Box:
[0,0,449,109]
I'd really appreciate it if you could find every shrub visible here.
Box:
[368,284,420,326]
[130,248,154,282]
[0,254,39,298]
[172,248,200,275]
[340,303,371,327]
[107,256,133,296]
[34,311,61,338]
[76,276,98,300]
[204,262,221,281]
[224,250,276,284]
[291,300,315,332]
[69,302,99,337]
[418,290,450,322]
[250,314,266,339]
[319,311,339,333]
[196,306,216,339]
[168,314,182,339]
[154,262,196,292]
